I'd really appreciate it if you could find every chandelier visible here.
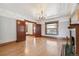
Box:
[38,10,46,20]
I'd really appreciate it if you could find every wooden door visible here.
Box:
[34,24,41,37]
[16,20,26,42]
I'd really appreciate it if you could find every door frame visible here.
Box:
[25,19,36,36]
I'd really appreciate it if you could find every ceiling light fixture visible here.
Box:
[38,10,46,20]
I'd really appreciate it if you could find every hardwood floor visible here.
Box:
[0,36,66,56]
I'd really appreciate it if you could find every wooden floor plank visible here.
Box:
[0,36,66,56]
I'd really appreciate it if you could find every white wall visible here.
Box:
[0,16,16,44]
[0,16,37,44]
[59,21,69,37]
[0,4,78,44]
[38,10,79,38]
[0,8,37,44]
[0,14,77,44]
[38,17,70,38]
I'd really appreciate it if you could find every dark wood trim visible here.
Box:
[34,24,41,37]
[68,24,79,55]
[68,24,79,29]
[45,21,59,35]
[16,20,26,42]
[33,23,36,35]
[0,41,16,47]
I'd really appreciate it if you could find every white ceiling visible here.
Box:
[0,3,77,20]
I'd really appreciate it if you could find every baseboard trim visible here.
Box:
[41,35,57,39]
[41,35,65,39]
[0,41,16,47]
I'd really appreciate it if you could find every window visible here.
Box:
[45,21,58,35]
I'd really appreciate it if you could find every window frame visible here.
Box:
[45,21,58,35]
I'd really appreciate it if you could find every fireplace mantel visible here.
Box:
[68,24,79,29]
[68,24,79,55]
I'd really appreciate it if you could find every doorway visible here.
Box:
[25,22,35,36]
[16,20,42,42]
[25,20,41,37]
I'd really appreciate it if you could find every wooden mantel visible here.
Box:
[68,24,79,55]
[68,24,79,29]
